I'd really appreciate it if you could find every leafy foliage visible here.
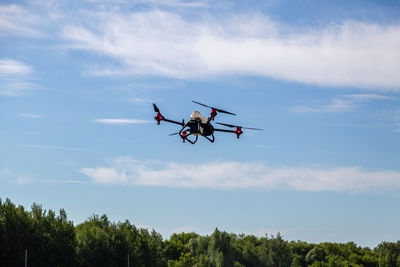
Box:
[1,198,400,266]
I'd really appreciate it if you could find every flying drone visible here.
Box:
[153,101,262,144]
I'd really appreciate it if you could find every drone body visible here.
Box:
[153,101,262,144]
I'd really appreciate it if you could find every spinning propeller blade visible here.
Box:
[192,101,236,116]
[153,103,160,113]
[216,122,235,128]
[192,101,210,109]
[216,109,236,116]
[169,132,179,136]
[216,122,263,131]
[242,127,263,131]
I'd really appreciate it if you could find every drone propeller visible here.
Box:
[153,103,164,125]
[170,130,189,143]
[192,101,236,118]
[153,103,160,113]
[216,122,263,131]
[216,122,262,139]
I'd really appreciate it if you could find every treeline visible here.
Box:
[1,198,400,267]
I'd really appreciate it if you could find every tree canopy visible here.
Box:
[1,198,399,267]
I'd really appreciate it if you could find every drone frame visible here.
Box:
[153,102,261,144]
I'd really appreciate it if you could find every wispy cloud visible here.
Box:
[94,118,152,125]
[0,168,33,185]
[0,4,43,37]
[40,179,90,184]
[394,123,400,133]
[292,98,354,113]
[18,113,41,118]
[81,157,400,193]
[291,94,393,113]
[60,9,400,90]
[343,94,395,101]
[0,59,33,75]
[17,144,85,151]
[4,3,400,90]
[0,59,39,96]
[129,98,157,104]
[15,177,32,185]
[86,0,211,8]
[0,81,40,96]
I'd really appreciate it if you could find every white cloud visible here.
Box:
[343,94,395,101]
[60,10,400,90]
[81,157,400,193]
[94,118,152,125]
[40,179,90,184]
[0,59,38,96]
[291,98,354,113]
[86,0,211,8]
[15,177,32,185]
[0,168,33,185]
[18,113,41,118]
[4,4,400,90]
[0,59,33,75]
[0,5,43,37]
[0,168,13,179]
[17,144,85,151]
[0,81,39,96]
[291,93,393,113]
[129,97,155,104]
[394,124,400,133]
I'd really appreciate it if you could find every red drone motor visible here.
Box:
[235,126,243,138]
[154,112,164,125]
[153,104,165,124]
[215,122,262,139]
[180,130,188,142]
[210,108,217,120]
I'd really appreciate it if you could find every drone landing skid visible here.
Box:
[187,135,198,144]
[183,134,198,144]
[183,134,214,144]
[178,131,214,145]
[203,134,215,143]
[177,129,199,144]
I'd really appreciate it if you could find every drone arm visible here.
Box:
[214,128,242,138]
[213,128,236,134]
[163,118,184,126]
[153,103,184,126]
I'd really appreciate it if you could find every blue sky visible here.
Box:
[1,0,400,247]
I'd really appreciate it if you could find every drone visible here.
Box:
[153,101,262,144]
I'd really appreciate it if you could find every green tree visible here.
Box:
[375,241,400,267]
[0,199,75,267]
[75,214,115,266]
[232,234,263,267]
[208,228,236,267]
[289,240,313,267]
[0,199,31,266]
[259,233,291,267]
[306,245,326,265]
[164,232,199,261]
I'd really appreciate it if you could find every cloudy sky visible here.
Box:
[1,0,400,247]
